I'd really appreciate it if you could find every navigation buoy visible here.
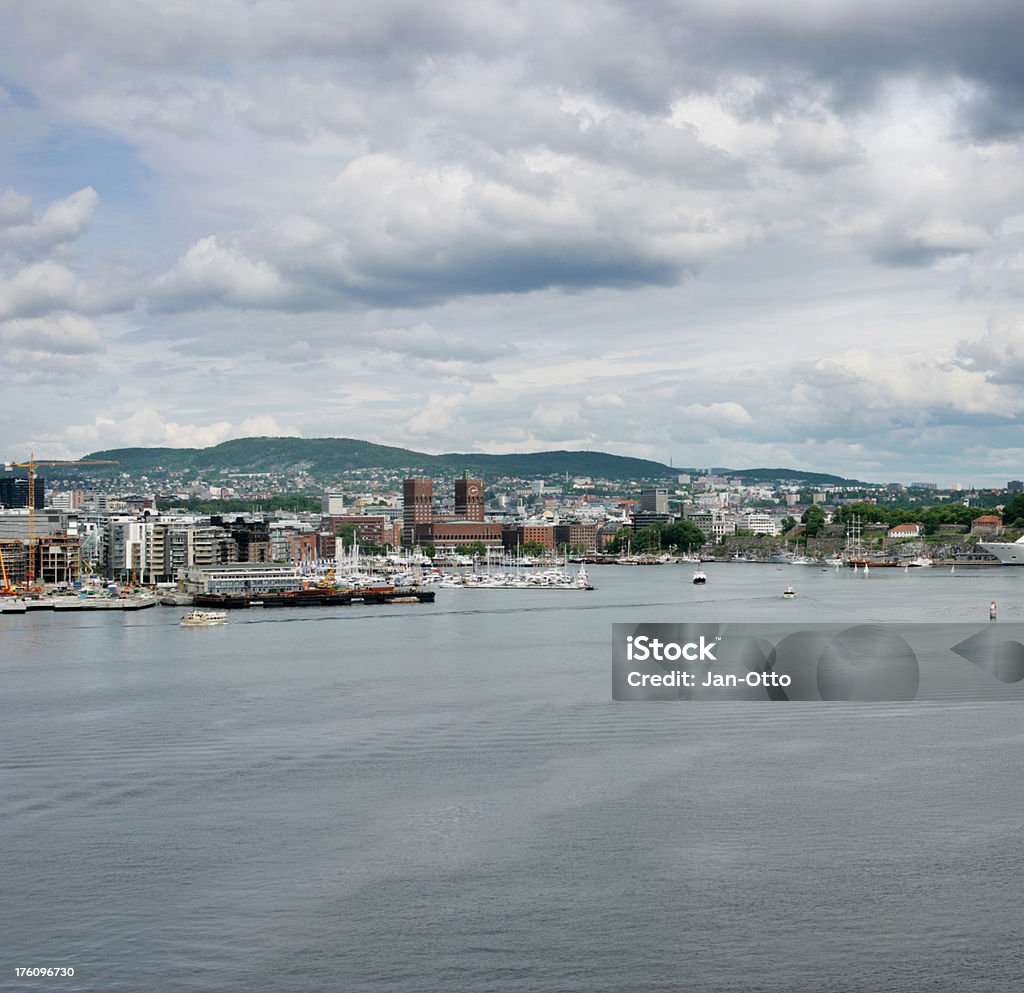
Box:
[990,600,997,621]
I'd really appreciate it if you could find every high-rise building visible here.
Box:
[639,488,669,514]
[321,492,345,515]
[0,474,45,509]
[454,477,485,521]
[402,478,433,546]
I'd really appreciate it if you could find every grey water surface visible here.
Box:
[3,564,1023,992]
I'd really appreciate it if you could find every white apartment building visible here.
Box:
[736,512,780,536]
[687,510,736,542]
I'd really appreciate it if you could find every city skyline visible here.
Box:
[3,2,1024,484]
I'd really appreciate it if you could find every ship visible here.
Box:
[977,534,1024,564]
[181,609,228,626]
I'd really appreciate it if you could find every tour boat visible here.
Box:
[180,609,228,626]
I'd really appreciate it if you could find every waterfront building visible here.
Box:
[687,510,736,542]
[417,521,504,551]
[322,514,391,548]
[180,562,303,596]
[736,512,780,536]
[631,509,674,530]
[34,535,81,585]
[596,522,623,551]
[502,522,556,551]
[887,522,925,539]
[402,478,433,547]
[970,515,1003,537]
[454,477,485,521]
[286,532,317,562]
[0,540,27,585]
[553,522,598,553]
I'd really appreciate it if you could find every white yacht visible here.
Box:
[978,535,1024,564]
[692,570,707,585]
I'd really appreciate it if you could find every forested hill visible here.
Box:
[46,436,867,484]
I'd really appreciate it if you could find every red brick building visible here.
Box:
[322,515,391,547]
[502,523,555,551]
[414,521,504,550]
[402,478,433,546]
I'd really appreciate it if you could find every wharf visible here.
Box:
[2,593,160,612]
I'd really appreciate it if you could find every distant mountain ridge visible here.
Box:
[42,436,866,485]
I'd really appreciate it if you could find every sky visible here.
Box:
[2,1,1024,485]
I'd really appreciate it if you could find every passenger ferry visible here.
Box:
[180,609,228,626]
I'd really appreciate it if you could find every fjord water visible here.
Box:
[4,565,1024,992]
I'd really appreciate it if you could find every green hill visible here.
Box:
[34,436,867,485]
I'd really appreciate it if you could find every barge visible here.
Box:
[193,586,436,609]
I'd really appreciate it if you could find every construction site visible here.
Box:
[0,455,116,596]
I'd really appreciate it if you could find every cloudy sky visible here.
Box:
[3,1,1024,484]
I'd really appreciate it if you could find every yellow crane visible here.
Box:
[4,455,119,584]
[0,542,14,595]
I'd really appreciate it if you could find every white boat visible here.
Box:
[180,609,228,627]
[906,556,934,568]
[978,535,1024,564]
[692,571,707,585]
[783,587,797,599]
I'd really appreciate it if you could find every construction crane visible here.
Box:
[4,455,119,584]
[0,542,14,595]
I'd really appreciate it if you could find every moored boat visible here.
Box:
[978,535,1024,564]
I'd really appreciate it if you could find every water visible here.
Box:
[4,565,1024,992]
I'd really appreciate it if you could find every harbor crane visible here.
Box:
[3,455,119,584]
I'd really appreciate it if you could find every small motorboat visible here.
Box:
[782,587,797,599]
[692,571,707,585]
[180,609,228,626]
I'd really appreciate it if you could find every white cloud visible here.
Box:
[0,187,98,257]
[150,236,292,311]
[61,410,300,452]
[0,314,104,354]
[681,401,754,426]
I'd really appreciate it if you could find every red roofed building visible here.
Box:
[887,522,924,539]
[971,515,1003,537]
